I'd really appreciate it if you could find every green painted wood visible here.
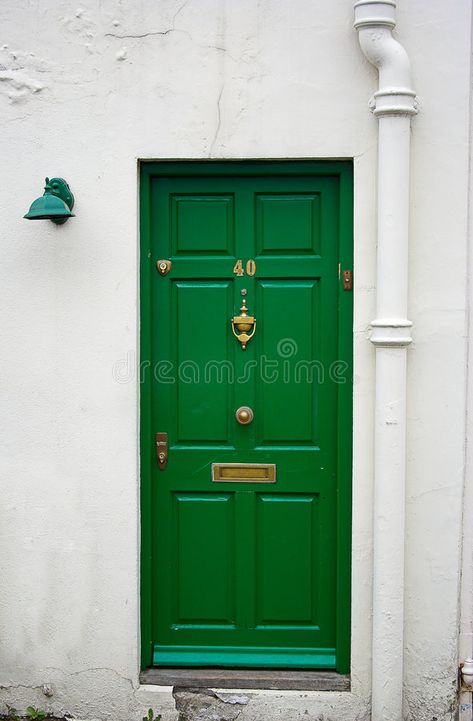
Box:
[256,280,319,443]
[171,195,235,254]
[140,168,154,669]
[256,193,321,254]
[140,161,353,673]
[255,494,318,625]
[174,494,236,624]
[152,646,336,668]
[175,282,232,441]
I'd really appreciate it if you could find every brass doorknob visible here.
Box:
[235,406,254,425]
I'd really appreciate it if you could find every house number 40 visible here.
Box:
[233,259,256,277]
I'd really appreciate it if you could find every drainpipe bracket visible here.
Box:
[461,658,473,688]
[370,319,413,347]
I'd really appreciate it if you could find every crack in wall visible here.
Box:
[172,0,192,26]
[105,29,176,40]
[104,28,234,60]
[209,84,224,157]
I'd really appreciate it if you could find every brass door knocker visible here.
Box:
[231,299,256,350]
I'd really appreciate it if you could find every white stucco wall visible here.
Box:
[0,2,471,720]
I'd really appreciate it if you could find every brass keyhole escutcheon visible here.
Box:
[157,259,172,276]
[235,406,254,425]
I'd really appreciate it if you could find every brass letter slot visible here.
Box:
[212,463,276,483]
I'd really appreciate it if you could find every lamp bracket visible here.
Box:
[45,177,74,212]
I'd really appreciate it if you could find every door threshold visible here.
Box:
[140,667,350,692]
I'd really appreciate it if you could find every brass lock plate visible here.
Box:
[156,432,168,469]
[212,463,276,483]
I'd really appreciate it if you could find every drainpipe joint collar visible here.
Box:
[370,89,418,116]
[354,0,397,30]
[370,319,413,347]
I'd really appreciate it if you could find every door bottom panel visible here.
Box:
[153,645,336,668]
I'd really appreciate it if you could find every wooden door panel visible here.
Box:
[255,494,319,626]
[255,193,321,255]
[171,194,235,255]
[174,281,233,444]
[173,493,236,627]
[255,280,320,445]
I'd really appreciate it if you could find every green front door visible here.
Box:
[141,161,352,673]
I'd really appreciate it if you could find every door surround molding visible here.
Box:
[139,160,353,676]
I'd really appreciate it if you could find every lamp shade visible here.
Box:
[24,177,75,225]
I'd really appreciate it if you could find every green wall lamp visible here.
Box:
[24,177,75,225]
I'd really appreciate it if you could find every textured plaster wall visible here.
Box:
[0,1,470,720]
[460,7,473,718]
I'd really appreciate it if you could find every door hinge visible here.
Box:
[342,270,353,291]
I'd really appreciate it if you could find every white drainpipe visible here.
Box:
[354,2,417,720]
